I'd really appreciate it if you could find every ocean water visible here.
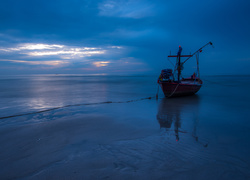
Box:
[0,75,156,119]
[0,75,250,179]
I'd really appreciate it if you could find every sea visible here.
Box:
[0,74,250,179]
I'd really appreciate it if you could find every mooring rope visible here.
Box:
[0,96,155,120]
[167,83,180,98]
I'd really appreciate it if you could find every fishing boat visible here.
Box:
[157,42,213,97]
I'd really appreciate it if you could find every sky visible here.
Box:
[0,0,250,75]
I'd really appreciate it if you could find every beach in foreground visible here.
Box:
[0,75,250,179]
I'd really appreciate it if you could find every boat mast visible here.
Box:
[168,48,192,82]
[177,46,182,82]
[168,42,213,81]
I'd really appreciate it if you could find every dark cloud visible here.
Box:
[0,0,250,75]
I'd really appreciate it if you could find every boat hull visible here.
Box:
[159,80,202,97]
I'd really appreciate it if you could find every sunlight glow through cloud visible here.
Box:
[26,50,106,57]
[0,43,126,69]
[19,44,65,50]
[0,59,69,66]
[0,44,65,51]
[93,61,110,67]
[0,43,106,59]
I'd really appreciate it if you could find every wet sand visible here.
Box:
[0,75,250,179]
[0,97,250,179]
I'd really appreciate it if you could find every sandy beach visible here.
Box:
[0,75,250,179]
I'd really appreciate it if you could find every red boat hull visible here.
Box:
[159,79,202,97]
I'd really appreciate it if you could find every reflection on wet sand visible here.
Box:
[157,95,200,141]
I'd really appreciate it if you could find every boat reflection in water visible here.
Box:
[157,95,200,141]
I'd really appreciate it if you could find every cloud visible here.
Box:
[0,0,250,75]
[98,0,155,19]
[92,61,110,67]
[0,43,133,73]
[104,28,168,41]
[0,43,106,60]
[25,49,105,57]
[0,59,69,66]
[88,57,151,73]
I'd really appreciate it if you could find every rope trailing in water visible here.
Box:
[0,97,155,120]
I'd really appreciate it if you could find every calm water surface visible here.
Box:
[0,75,156,117]
[0,75,249,179]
